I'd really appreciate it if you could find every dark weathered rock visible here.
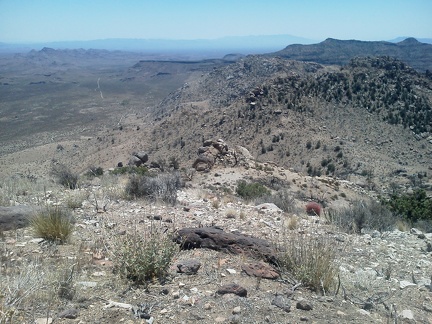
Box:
[271,295,291,313]
[58,308,79,319]
[128,155,143,167]
[217,284,247,297]
[175,227,277,264]
[0,205,38,231]
[177,259,201,274]
[134,151,148,163]
[241,262,279,279]
[296,300,313,311]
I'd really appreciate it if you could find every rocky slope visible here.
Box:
[1,165,432,323]
[269,38,432,72]
[146,55,432,195]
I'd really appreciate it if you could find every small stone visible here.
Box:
[296,300,313,311]
[35,318,53,324]
[172,291,180,299]
[299,317,309,322]
[215,317,226,322]
[58,308,79,319]
[177,259,201,274]
[226,268,237,274]
[337,310,346,316]
[241,262,279,279]
[399,309,414,320]
[232,306,241,314]
[271,295,291,313]
[160,308,168,314]
[423,303,432,313]
[217,283,247,297]
[400,280,416,289]
[190,287,198,294]
[77,281,97,288]
[411,228,423,235]
[357,309,370,316]
[228,315,241,323]
[153,215,162,220]
[179,282,186,287]
[204,303,212,310]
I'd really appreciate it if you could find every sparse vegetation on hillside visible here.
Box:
[125,172,182,205]
[51,163,79,189]
[327,200,397,233]
[382,189,432,223]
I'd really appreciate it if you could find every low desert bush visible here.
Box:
[327,200,396,233]
[0,262,45,323]
[236,180,270,201]
[125,172,182,205]
[276,233,338,293]
[51,164,79,189]
[31,207,74,243]
[113,228,178,285]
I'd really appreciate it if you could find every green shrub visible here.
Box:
[51,164,79,189]
[276,233,337,293]
[110,165,148,175]
[125,172,182,205]
[382,189,432,222]
[86,166,104,178]
[31,207,74,244]
[114,230,177,285]
[236,180,270,200]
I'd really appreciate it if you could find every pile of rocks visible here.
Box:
[192,139,254,172]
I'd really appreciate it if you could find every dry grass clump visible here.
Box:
[31,207,74,244]
[326,200,397,233]
[225,209,237,219]
[285,215,299,230]
[64,190,88,209]
[113,227,178,285]
[276,233,338,293]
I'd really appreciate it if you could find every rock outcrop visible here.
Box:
[192,139,254,171]
[0,205,38,231]
[175,226,277,264]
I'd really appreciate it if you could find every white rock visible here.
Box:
[399,280,416,289]
[232,306,241,314]
[226,268,237,274]
[399,309,414,320]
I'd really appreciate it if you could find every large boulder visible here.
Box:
[175,227,277,264]
[128,151,149,167]
[0,205,38,231]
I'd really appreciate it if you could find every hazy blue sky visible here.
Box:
[0,0,431,43]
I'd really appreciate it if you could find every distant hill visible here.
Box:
[269,38,432,72]
[0,34,317,57]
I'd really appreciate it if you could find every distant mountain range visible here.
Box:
[269,38,432,72]
[0,34,317,56]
